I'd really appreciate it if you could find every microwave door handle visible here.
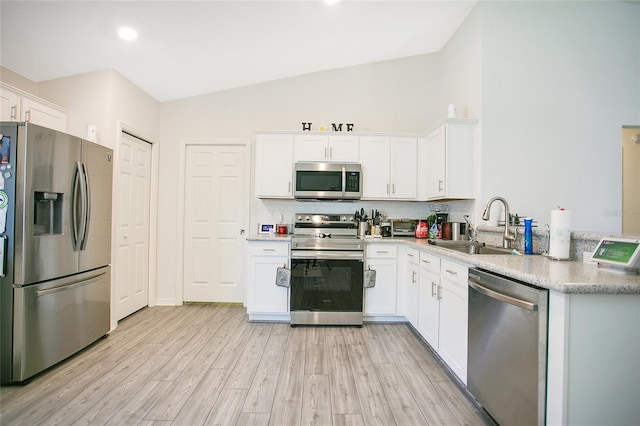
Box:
[342,166,346,197]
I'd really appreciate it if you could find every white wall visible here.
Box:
[622,126,640,235]
[478,0,639,233]
[37,69,160,148]
[439,4,482,121]
[156,55,444,304]
[0,66,38,94]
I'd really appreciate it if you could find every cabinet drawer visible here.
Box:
[366,244,398,258]
[247,242,290,257]
[419,251,440,274]
[406,247,419,264]
[440,259,468,286]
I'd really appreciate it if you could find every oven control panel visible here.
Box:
[295,214,355,224]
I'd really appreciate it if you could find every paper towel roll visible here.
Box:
[549,209,571,259]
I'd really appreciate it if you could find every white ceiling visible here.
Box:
[0,1,477,102]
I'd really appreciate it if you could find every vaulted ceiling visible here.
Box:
[0,1,477,102]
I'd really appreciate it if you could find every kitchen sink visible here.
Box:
[427,240,515,255]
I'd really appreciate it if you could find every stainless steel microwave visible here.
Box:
[294,162,362,200]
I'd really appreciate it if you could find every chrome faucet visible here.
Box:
[482,196,516,248]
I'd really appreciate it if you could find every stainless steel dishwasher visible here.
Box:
[467,268,549,426]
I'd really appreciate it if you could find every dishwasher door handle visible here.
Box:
[468,279,538,311]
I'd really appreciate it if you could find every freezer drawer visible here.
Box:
[12,266,110,382]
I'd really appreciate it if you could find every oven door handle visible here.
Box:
[291,250,364,260]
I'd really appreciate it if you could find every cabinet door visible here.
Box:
[247,254,289,314]
[255,134,294,198]
[364,258,397,315]
[296,134,328,161]
[21,97,67,132]
[0,87,20,121]
[418,267,440,349]
[405,261,419,327]
[328,135,359,162]
[438,260,469,384]
[359,136,390,199]
[425,125,446,199]
[389,137,417,199]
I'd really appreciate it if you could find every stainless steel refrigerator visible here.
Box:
[0,122,112,384]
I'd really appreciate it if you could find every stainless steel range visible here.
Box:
[290,213,365,326]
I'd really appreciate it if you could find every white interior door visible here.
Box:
[183,144,247,302]
[115,132,152,320]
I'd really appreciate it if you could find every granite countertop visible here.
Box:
[246,234,293,242]
[246,234,640,294]
[369,237,640,295]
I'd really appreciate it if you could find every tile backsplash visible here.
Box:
[251,199,475,234]
[476,226,632,261]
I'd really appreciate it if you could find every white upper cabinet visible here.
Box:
[389,136,418,199]
[359,136,390,198]
[360,136,418,200]
[295,134,359,162]
[0,83,68,132]
[0,86,20,121]
[255,133,294,198]
[423,118,477,200]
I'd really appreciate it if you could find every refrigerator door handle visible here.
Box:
[79,162,91,250]
[71,162,82,251]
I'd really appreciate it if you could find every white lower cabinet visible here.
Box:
[412,250,469,384]
[364,244,398,317]
[437,259,469,384]
[418,251,441,349]
[246,241,290,320]
[404,248,419,328]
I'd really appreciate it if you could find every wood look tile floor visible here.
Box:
[0,304,492,426]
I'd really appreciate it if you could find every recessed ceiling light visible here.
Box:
[118,27,138,41]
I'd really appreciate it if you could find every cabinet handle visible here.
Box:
[438,179,443,191]
[437,285,442,300]
[329,146,333,158]
[392,184,396,194]
[421,259,431,264]
[324,147,328,158]
[376,250,388,254]
[25,109,31,122]
[412,271,417,284]
[386,184,390,195]
[445,269,457,276]
[263,248,276,252]
[288,182,291,193]
[431,281,437,297]
[407,253,415,257]
[10,105,17,120]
